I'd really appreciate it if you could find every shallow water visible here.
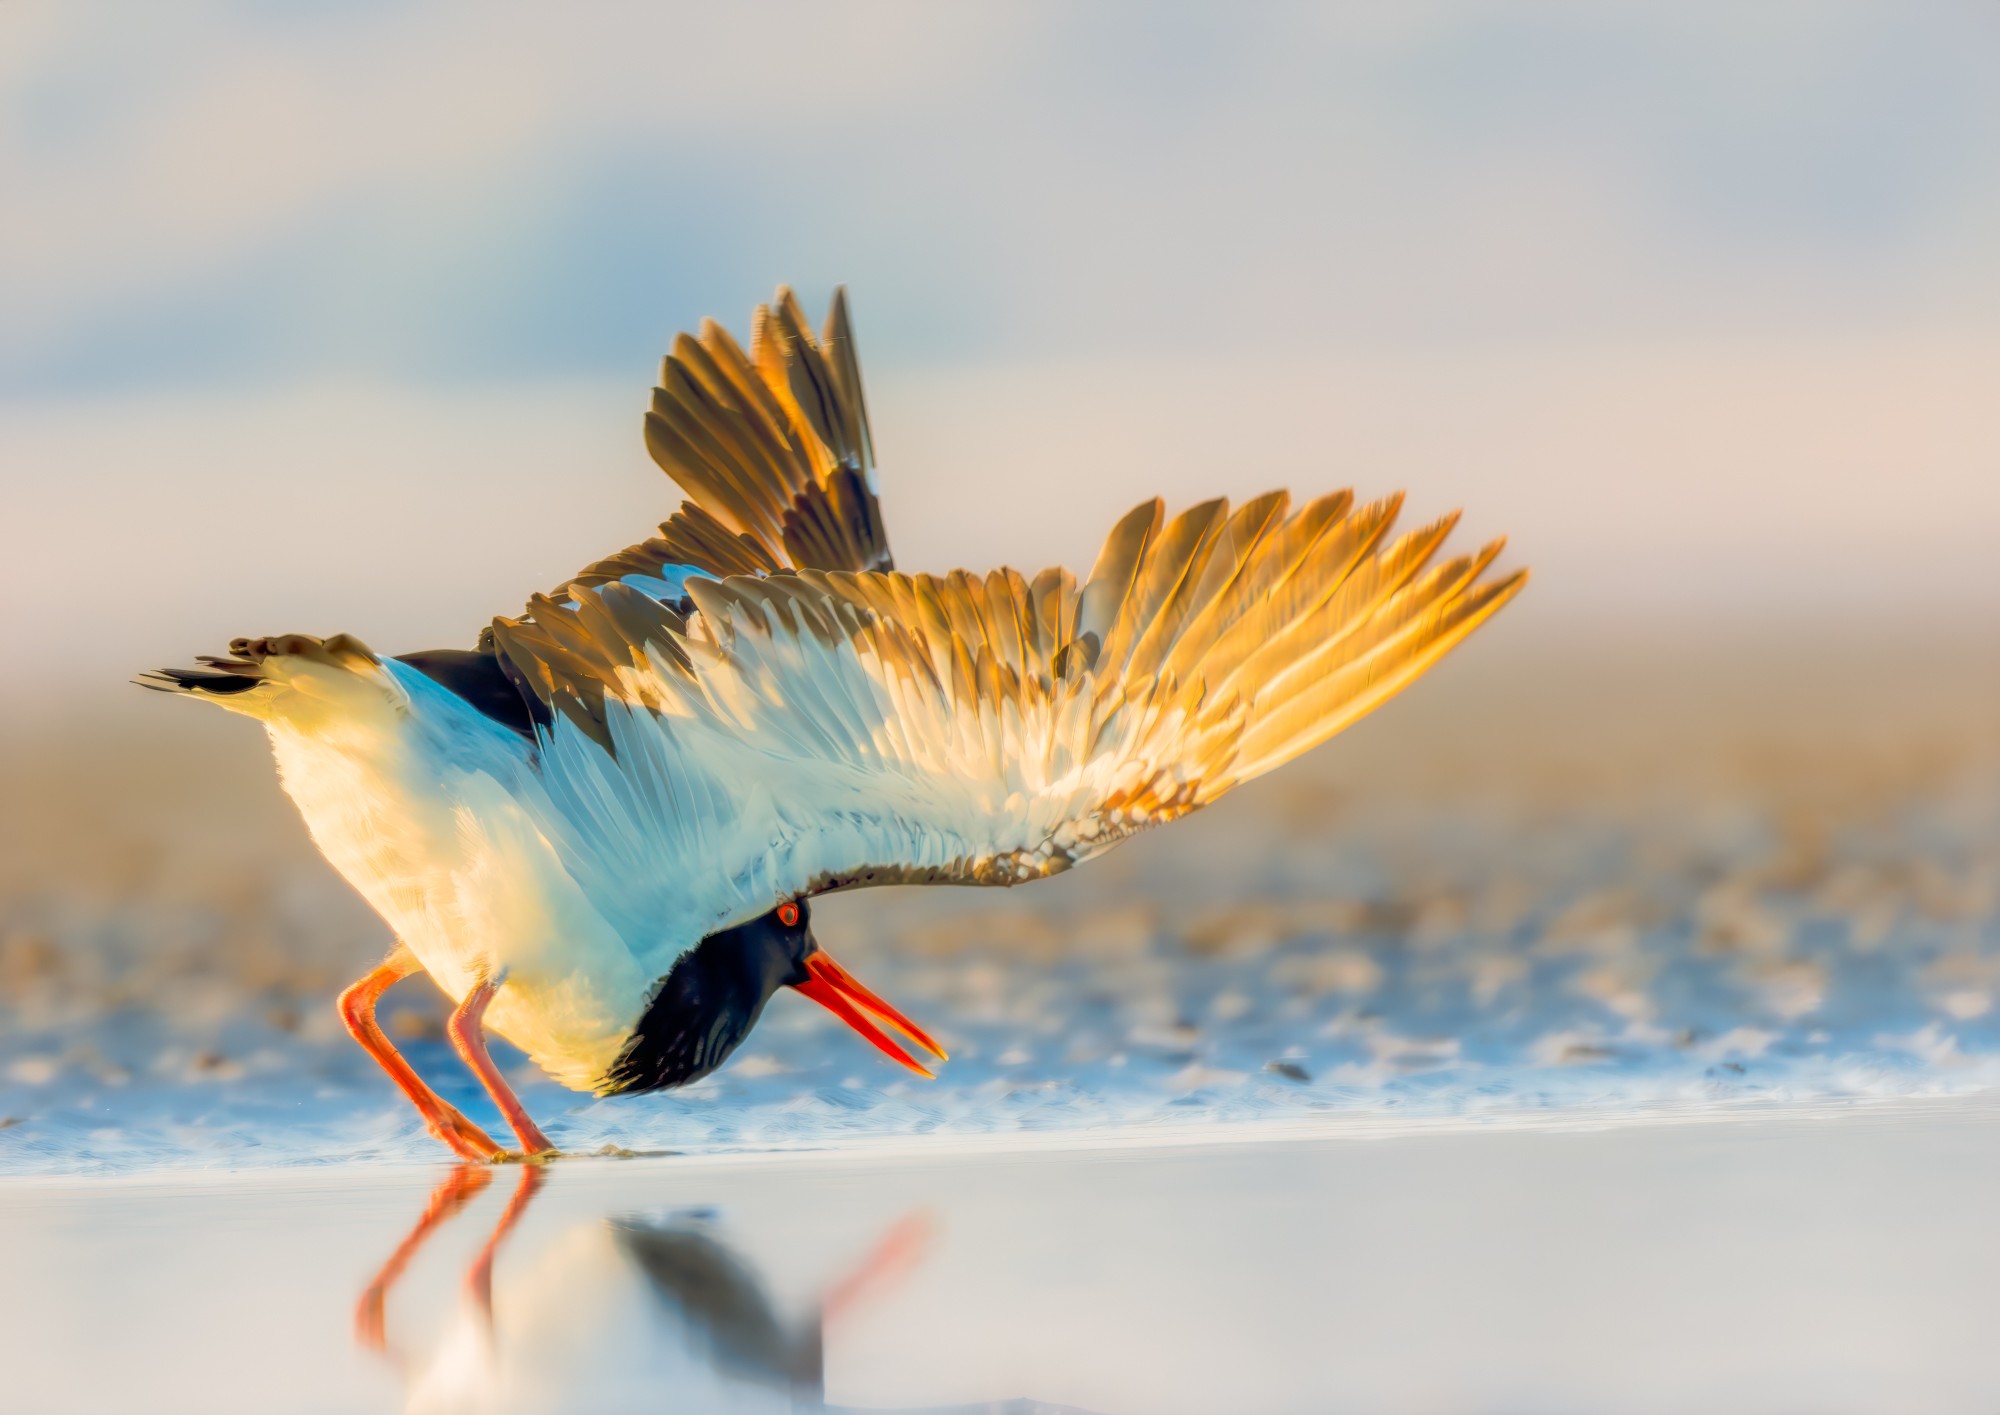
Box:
[9,1107,2000,1413]
[4,747,1995,1175]
[6,694,1997,1177]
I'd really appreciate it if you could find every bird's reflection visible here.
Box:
[358,1164,931,1414]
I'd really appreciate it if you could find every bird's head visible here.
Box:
[760,898,947,1077]
[599,897,947,1096]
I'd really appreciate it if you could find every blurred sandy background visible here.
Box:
[2,4,1996,1131]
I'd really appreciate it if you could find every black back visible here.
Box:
[396,646,549,741]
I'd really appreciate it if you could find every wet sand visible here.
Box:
[8,1103,2000,1413]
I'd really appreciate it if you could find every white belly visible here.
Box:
[264,670,653,1092]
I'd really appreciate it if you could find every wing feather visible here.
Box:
[1074,498,1163,652]
[1102,498,1228,685]
[1221,509,1458,707]
[493,492,1525,952]
[535,287,892,618]
[1194,492,1393,701]
[1233,570,1527,779]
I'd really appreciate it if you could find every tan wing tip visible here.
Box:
[217,632,379,669]
[1445,562,1531,638]
[140,629,382,705]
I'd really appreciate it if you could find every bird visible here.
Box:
[141,286,1526,1162]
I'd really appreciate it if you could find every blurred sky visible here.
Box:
[4,2,1998,709]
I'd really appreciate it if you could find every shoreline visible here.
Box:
[11,1084,2000,1191]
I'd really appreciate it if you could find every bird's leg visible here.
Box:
[339,944,502,1162]
[353,1163,493,1355]
[464,1162,546,1332]
[446,975,556,1158]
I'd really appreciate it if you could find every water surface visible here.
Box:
[9,1108,2000,1413]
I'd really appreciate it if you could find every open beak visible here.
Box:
[791,950,949,1079]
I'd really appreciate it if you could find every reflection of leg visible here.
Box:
[465,1163,547,1332]
[339,944,501,1162]
[354,1164,493,1354]
[820,1210,938,1328]
[447,976,556,1157]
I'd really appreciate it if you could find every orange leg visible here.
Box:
[447,976,556,1157]
[339,945,501,1163]
[352,1164,493,1355]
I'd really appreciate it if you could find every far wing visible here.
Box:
[538,286,891,608]
[492,492,1524,952]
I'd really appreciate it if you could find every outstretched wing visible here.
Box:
[491,492,1526,954]
[542,285,891,607]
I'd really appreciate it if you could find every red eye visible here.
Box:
[777,902,800,928]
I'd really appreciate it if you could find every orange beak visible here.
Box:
[791,951,949,1078]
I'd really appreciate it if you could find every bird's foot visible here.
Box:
[491,1144,563,1166]
[427,1110,503,1163]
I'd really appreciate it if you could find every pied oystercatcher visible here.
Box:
[142,288,1526,1160]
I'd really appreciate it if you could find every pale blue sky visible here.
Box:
[6,2,1998,395]
[5,3,1997,700]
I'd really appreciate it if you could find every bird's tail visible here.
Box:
[138,633,395,727]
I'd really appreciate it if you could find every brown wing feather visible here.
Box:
[536,286,892,614]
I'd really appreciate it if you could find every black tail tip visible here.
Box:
[135,665,263,697]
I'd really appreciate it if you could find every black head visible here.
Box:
[598,900,815,1097]
[598,898,947,1099]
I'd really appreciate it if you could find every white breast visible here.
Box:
[263,661,655,1091]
